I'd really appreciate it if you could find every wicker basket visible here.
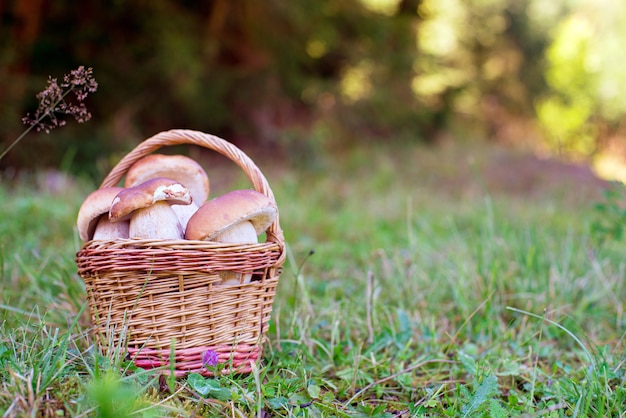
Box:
[75,129,285,376]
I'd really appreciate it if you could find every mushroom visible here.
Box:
[185,189,277,284]
[124,154,210,230]
[76,187,130,242]
[109,177,193,239]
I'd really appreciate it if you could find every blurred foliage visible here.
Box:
[590,182,626,246]
[1,0,625,178]
[536,0,626,158]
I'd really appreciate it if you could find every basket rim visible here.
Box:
[78,237,282,248]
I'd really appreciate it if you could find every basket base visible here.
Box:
[128,343,261,377]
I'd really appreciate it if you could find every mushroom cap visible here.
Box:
[124,154,210,204]
[185,189,277,241]
[77,187,126,242]
[109,177,192,222]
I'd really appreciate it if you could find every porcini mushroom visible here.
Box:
[124,154,210,229]
[109,177,193,239]
[76,187,130,242]
[185,189,277,284]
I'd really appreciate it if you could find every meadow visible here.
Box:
[0,140,624,417]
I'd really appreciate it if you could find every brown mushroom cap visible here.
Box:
[109,177,192,222]
[185,189,277,241]
[76,187,126,241]
[124,154,210,204]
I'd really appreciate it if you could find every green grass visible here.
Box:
[1,142,624,417]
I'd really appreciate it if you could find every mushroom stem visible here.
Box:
[93,216,130,240]
[215,221,257,284]
[171,203,199,231]
[215,220,257,243]
[129,201,184,239]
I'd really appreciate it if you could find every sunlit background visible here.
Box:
[2,0,626,181]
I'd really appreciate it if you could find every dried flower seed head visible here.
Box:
[1,66,98,161]
[22,66,98,133]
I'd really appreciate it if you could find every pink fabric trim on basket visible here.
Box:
[128,344,260,377]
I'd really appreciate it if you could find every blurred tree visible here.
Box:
[2,0,398,174]
[535,0,626,160]
[3,0,618,177]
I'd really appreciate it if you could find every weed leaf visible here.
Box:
[307,384,321,399]
[458,351,478,377]
[187,373,231,400]
[187,373,215,396]
[267,396,289,410]
[489,398,508,418]
[462,372,499,417]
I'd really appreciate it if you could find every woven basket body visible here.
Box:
[75,130,284,376]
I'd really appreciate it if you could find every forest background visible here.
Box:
[2,0,626,181]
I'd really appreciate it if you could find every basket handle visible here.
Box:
[99,129,284,246]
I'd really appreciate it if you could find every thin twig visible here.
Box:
[185,387,230,409]
[0,124,36,161]
[536,402,568,414]
[449,290,494,344]
[366,270,374,344]
[506,306,596,371]
[344,359,456,406]
[132,381,189,415]
[0,86,75,161]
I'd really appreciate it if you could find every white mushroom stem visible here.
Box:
[93,216,130,240]
[215,221,257,284]
[76,186,126,241]
[171,203,199,232]
[129,201,184,239]
[215,221,257,243]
